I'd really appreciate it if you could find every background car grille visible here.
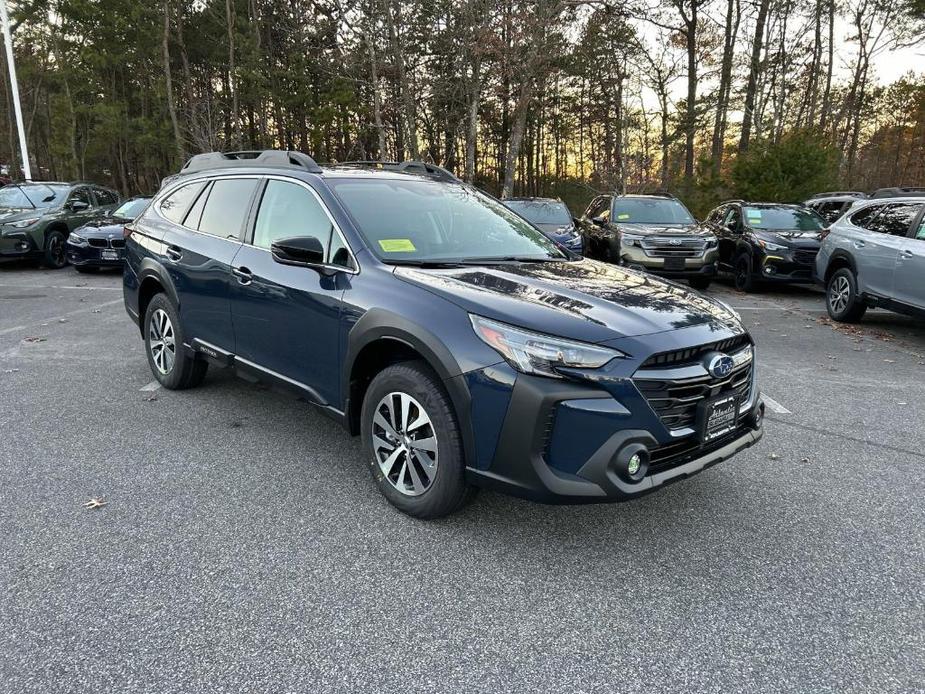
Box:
[640,237,706,258]
[793,249,818,265]
[634,343,753,431]
[110,238,126,249]
[86,237,124,249]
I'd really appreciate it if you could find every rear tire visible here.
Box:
[826,267,867,322]
[734,253,757,292]
[143,293,207,389]
[360,361,474,519]
[688,277,711,291]
[42,230,68,269]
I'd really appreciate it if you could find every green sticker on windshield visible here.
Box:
[378,238,416,253]
[617,213,631,220]
[746,210,762,220]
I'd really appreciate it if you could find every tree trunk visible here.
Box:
[225,0,239,149]
[365,22,387,160]
[162,1,184,163]
[502,79,534,199]
[387,0,418,159]
[739,0,770,151]
[681,0,699,183]
[711,0,739,171]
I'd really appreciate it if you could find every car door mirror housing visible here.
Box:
[271,235,326,267]
[592,215,607,227]
[69,200,90,211]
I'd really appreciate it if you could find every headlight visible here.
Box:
[6,217,40,229]
[470,314,624,378]
[757,239,787,252]
[68,232,87,246]
[621,233,643,248]
[705,237,718,249]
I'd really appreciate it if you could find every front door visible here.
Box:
[230,177,350,407]
[861,202,923,298]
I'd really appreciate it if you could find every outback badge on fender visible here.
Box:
[707,353,735,379]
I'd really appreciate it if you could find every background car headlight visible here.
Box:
[68,232,87,246]
[470,314,624,378]
[757,239,787,252]
[621,233,643,248]
[6,217,40,229]
[705,238,718,248]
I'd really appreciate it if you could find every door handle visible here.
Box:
[165,246,182,261]
[232,266,253,285]
[853,241,865,249]
[900,249,914,259]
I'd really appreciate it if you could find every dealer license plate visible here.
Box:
[698,393,739,443]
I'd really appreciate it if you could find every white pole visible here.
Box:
[0,1,30,180]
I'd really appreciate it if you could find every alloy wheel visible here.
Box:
[829,275,850,314]
[49,236,65,267]
[371,392,438,497]
[148,308,176,375]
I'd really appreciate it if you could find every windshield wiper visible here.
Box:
[457,255,565,264]
[383,259,467,268]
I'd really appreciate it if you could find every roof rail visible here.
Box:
[332,160,461,183]
[179,150,323,175]
[870,186,925,199]
[808,191,867,199]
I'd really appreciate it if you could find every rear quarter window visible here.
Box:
[159,182,207,224]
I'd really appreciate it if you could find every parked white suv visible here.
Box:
[815,197,925,322]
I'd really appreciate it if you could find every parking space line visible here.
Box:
[140,381,161,392]
[0,298,124,336]
[0,283,123,291]
[763,395,791,414]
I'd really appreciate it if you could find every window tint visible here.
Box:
[916,218,925,241]
[611,198,694,225]
[867,203,922,236]
[849,205,884,230]
[94,189,118,206]
[743,206,824,231]
[504,200,571,225]
[183,183,210,229]
[817,201,846,223]
[159,182,206,224]
[197,178,258,239]
[723,207,741,230]
[253,180,332,250]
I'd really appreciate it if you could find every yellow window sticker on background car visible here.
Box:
[378,239,417,253]
[617,213,631,220]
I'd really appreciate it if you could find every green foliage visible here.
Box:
[729,131,840,203]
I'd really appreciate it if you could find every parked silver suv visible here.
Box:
[815,197,925,322]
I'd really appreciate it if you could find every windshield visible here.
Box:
[330,178,567,263]
[611,198,695,225]
[504,199,572,225]
[744,207,825,231]
[113,198,150,219]
[0,184,67,209]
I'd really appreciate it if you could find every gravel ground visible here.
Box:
[1,263,923,693]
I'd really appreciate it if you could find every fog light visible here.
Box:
[764,265,776,275]
[613,443,649,483]
[16,241,28,251]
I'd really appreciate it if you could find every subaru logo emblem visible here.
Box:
[707,353,735,379]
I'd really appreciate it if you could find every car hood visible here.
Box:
[534,222,577,237]
[615,222,713,238]
[394,258,743,344]
[77,217,129,235]
[0,207,41,222]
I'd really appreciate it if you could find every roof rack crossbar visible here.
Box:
[332,160,461,183]
[179,150,323,175]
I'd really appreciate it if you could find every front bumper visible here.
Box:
[0,233,38,258]
[66,242,124,267]
[755,250,819,284]
[464,361,764,504]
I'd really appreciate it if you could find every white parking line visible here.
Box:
[0,283,123,291]
[140,381,161,392]
[0,299,124,337]
[763,395,791,414]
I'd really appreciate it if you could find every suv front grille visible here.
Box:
[640,334,750,368]
[88,238,108,248]
[634,344,753,431]
[640,237,706,258]
[793,249,818,265]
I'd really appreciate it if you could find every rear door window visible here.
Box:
[159,181,207,224]
[196,178,259,240]
[867,203,923,236]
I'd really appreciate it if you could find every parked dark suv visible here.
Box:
[0,182,120,267]
[704,201,826,292]
[123,150,764,519]
[578,193,718,290]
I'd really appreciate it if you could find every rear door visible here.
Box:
[892,206,925,310]
[161,176,259,351]
[858,202,923,298]
[716,205,741,267]
[229,176,353,407]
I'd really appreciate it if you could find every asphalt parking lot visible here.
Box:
[1,262,923,693]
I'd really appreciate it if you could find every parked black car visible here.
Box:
[66,196,152,271]
[501,197,583,253]
[0,182,121,268]
[704,201,826,292]
[578,193,718,290]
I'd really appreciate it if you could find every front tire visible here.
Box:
[360,361,473,519]
[42,230,68,269]
[734,253,757,292]
[826,267,867,322]
[688,277,711,291]
[143,293,207,389]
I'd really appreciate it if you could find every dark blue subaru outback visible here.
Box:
[123,150,764,518]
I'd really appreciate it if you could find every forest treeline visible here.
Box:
[2,0,924,214]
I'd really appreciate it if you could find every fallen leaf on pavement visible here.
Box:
[83,498,107,510]
[23,336,46,343]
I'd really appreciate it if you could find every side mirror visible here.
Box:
[271,235,325,266]
[591,215,607,227]
[69,200,89,211]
